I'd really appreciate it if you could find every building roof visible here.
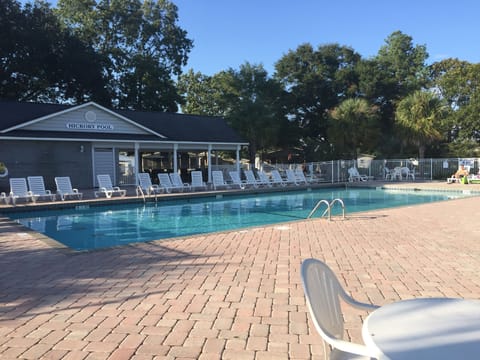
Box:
[0,100,247,145]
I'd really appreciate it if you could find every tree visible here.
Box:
[430,59,480,155]
[274,43,361,160]
[56,0,193,111]
[395,90,446,158]
[357,31,429,156]
[177,69,225,116]
[0,0,108,103]
[328,98,380,159]
[215,63,289,165]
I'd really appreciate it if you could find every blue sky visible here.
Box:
[20,0,480,75]
[173,0,480,75]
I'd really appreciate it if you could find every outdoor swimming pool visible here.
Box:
[4,188,472,251]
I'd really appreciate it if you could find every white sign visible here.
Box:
[66,122,114,131]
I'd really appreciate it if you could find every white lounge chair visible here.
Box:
[137,172,163,195]
[294,169,309,185]
[9,178,39,205]
[212,170,230,190]
[243,170,262,188]
[228,171,247,189]
[257,171,273,187]
[190,171,207,191]
[285,169,300,185]
[158,173,178,193]
[95,174,126,198]
[54,177,83,201]
[348,167,368,182]
[27,176,56,201]
[169,173,192,192]
[301,258,380,359]
[270,170,289,186]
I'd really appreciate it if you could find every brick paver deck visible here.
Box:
[1,183,480,359]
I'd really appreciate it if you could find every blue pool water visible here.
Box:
[4,188,472,251]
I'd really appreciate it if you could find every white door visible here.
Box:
[93,148,115,187]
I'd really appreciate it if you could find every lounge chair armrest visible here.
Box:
[45,190,52,195]
[113,186,121,191]
[73,188,79,193]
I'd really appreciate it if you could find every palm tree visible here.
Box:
[329,98,379,159]
[395,90,445,159]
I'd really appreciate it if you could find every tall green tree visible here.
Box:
[430,59,480,155]
[274,43,361,160]
[215,63,290,165]
[56,0,193,111]
[0,0,108,103]
[357,31,429,155]
[177,69,225,116]
[328,98,380,159]
[395,90,446,159]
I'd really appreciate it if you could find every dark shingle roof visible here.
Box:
[0,100,246,144]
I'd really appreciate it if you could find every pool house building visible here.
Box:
[0,101,248,191]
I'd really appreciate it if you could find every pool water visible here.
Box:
[5,188,471,251]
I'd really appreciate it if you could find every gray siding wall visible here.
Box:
[0,140,93,192]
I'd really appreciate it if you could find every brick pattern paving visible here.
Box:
[1,186,480,359]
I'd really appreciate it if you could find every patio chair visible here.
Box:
[190,171,207,191]
[244,170,262,188]
[54,177,83,201]
[286,169,300,185]
[157,173,183,193]
[301,258,379,360]
[228,171,247,189]
[294,169,310,185]
[27,176,56,201]
[137,172,163,195]
[9,178,39,205]
[257,171,273,187]
[270,170,289,187]
[95,174,126,198]
[212,170,230,190]
[169,172,191,192]
[348,167,368,182]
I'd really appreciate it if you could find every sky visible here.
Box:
[20,0,480,76]
[172,0,480,75]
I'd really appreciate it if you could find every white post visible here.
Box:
[173,143,178,173]
[236,145,241,173]
[134,142,139,185]
[207,144,212,183]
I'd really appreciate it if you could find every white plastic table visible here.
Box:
[362,297,480,360]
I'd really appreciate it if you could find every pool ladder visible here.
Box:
[307,198,345,220]
[136,186,158,203]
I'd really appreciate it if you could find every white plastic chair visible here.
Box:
[190,171,207,191]
[95,174,126,198]
[348,167,368,182]
[9,178,39,205]
[212,170,230,190]
[137,173,163,195]
[169,173,191,192]
[270,170,289,186]
[257,171,273,187]
[286,169,300,185]
[301,258,379,360]
[294,169,310,185]
[244,170,262,188]
[27,176,56,201]
[228,171,247,189]
[54,177,83,201]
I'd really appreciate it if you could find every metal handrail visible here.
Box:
[307,199,330,219]
[136,185,146,203]
[307,198,345,220]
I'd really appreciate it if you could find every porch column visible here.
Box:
[134,142,140,185]
[236,145,241,172]
[173,143,178,173]
[207,144,212,183]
